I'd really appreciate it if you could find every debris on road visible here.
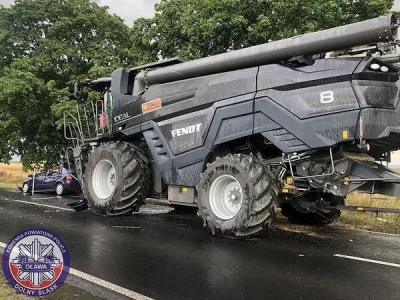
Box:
[67,198,89,212]
[112,226,141,229]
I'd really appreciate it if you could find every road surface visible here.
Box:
[0,189,399,300]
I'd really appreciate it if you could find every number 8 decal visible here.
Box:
[320,91,334,104]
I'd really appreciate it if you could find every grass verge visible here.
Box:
[0,162,29,190]
[334,192,400,233]
[0,260,30,300]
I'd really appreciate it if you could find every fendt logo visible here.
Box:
[114,112,131,123]
[171,124,202,137]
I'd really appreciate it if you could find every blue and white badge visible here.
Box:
[2,228,70,297]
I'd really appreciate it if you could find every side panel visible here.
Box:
[143,95,255,186]
[254,59,362,151]
[140,58,378,187]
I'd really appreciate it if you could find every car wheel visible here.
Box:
[22,183,30,193]
[55,183,65,196]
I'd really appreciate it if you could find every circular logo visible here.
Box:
[2,229,70,297]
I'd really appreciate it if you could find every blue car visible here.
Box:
[21,167,81,195]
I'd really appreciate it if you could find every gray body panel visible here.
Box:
[109,56,400,186]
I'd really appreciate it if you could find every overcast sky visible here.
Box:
[0,0,161,25]
[1,0,400,25]
[93,0,160,25]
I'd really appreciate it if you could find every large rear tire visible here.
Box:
[83,142,151,216]
[197,154,279,239]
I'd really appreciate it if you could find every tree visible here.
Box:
[0,0,395,168]
[146,0,394,60]
[0,0,133,168]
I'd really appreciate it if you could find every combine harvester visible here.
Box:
[65,14,400,238]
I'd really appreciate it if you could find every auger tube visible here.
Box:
[135,14,397,87]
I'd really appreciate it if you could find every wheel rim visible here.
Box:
[23,184,29,193]
[56,184,63,195]
[209,174,243,220]
[92,159,116,200]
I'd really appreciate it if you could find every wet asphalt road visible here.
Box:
[0,189,399,300]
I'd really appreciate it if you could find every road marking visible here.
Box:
[334,254,400,268]
[30,197,56,200]
[8,199,74,212]
[68,268,153,300]
[0,242,153,300]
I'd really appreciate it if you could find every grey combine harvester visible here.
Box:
[65,14,400,238]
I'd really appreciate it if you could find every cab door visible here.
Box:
[110,68,142,134]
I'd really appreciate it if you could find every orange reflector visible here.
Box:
[99,113,107,128]
[357,207,364,211]
[142,98,162,113]
[342,130,349,139]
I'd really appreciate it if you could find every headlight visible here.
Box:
[380,66,389,72]
[370,63,380,70]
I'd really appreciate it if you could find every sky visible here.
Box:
[0,0,161,25]
[93,0,160,25]
[1,0,400,24]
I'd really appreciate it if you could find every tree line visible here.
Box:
[0,0,394,168]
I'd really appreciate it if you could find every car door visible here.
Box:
[43,171,58,191]
[33,173,45,190]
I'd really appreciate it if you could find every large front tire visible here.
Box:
[84,142,151,216]
[197,154,279,239]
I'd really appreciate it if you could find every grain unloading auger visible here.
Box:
[65,14,400,238]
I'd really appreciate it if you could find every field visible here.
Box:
[0,162,30,189]
[334,193,400,232]
[1,163,400,232]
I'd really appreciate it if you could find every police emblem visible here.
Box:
[2,229,70,297]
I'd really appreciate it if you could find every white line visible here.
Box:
[334,254,400,268]
[69,268,153,300]
[10,199,74,212]
[30,197,56,200]
[0,242,152,300]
